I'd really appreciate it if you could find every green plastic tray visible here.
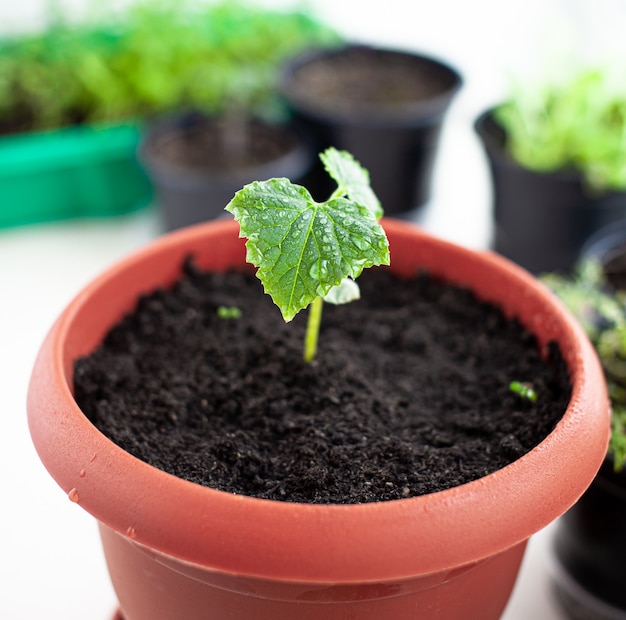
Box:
[0,121,153,228]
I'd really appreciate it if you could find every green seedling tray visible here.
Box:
[0,121,153,228]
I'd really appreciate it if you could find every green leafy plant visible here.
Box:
[0,0,340,135]
[217,306,242,319]
[509,381,538,402]
[495,68,626,192]
[225,147,390,362]
[542,260,626,469]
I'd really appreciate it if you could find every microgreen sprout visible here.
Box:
[217,306,242,319]
[509,381,538,402]
[225,147,390,361]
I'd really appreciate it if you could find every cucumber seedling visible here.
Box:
[225,147,390,361]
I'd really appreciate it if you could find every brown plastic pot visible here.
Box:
[27,218,610,619]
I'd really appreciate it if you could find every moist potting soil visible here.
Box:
[74,264,570,504]
[151,117,298,174]
[287,46,457,114]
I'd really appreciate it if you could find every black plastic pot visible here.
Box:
[279,44,462,217]
[552,458,626,620]
[475,110,626,275]
[581,219,626,292]
[139,111,315,231]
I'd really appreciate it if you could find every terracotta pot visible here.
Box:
[28,218,610,619]
[475,110,626,275]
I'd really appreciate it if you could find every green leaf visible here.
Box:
[320,147,383,219]
[217,305,242,319]
[509,380,538,402]
[323,277,361,305]
[225,177,389,321]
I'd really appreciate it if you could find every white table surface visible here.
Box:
[5,0,623,616]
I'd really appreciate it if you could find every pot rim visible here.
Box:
[137,111,314,187]
[27,218,609,584]
[279,43,463,127]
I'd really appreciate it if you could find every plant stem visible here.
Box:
[304,296,324,362]
[302,180,353,362]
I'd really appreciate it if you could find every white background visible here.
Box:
[2,1,625,618]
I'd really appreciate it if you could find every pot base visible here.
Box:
[101,522,526,620]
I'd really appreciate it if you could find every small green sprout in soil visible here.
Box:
[225,147,390,361]
[217,306,242,319]
[509,380,538,402]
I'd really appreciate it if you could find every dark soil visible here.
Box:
[0,114,38,136]
[287,46,458,115]
[0,110,85,137]
[74,265,571,504]
[150,115,297,174]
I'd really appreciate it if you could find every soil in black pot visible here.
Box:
[148,115,299,175]
[286,46,457,115]
[74,265,570,504]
